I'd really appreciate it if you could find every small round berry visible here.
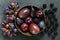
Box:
[39,21,45,29]
[20,23,28,32]
[36,10,44,17]
[13,28,17,33]
[16,18,23,25]
[25,17,32,23]
[9,23,15,29]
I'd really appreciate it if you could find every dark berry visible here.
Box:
[30,7,35,18]
[13,28,18,33]
[45,10,48,15]
[16,18,23,26]
[53,7,57,12]
[50,3,54,8]
[33,18,40,24]
[36,10,44,17]
[43,4,47,9]
[25,17,32,23]
[9,23,15,29]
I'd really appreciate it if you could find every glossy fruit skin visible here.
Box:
[20,23,28,32]
[9,23,15,29]
[30,7,35,18]
[39,21,45,29]
[16,18,23,26]
[36,10,44,17]
[29,23,40,35]
[25,17,32,23]
[13,28,17,33]
[18,8,30,19]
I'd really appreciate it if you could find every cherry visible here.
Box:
[20,23,28,32]
[36,10,44,17]
[25,17,32,23]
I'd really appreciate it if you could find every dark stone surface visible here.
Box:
[0,0,60,40]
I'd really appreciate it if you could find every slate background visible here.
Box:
[0,0,60,40]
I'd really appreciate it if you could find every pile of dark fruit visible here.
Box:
[2,2,58,40]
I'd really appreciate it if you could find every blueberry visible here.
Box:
[13,28,17,33]
[9,23,15,29]
[39,21,45,29]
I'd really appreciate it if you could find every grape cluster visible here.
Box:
[44,3,58,40]
[2,2,19,37]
